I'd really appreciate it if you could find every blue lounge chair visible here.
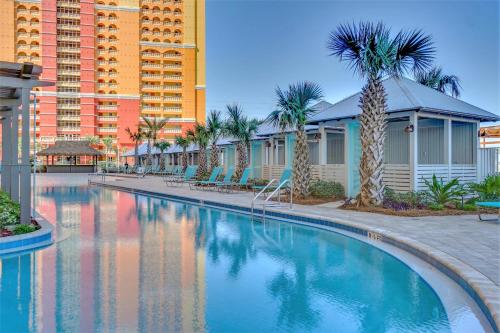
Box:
[166,165,197,185]
[204,167,235,191]
[476,201,499,222]
[252,169,292,195]
[190,167,223,190]
[217,167,251,193]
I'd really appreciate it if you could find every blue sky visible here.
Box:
[205,0,500,120]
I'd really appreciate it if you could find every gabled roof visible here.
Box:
[308,77,499,123]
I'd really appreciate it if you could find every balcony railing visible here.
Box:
[97,105,118,110]
[164,85,181,90]
[98,116,118,122]
[142,52,161,58]
[164,75,182,80]
[57,46,80,53]
[143,95,162,100]
[98,127,117,133]
[58,103,80,110]
[56,13,79,19]
[57,82,80,87]
[57,58,80,64]
[164,96,182,102]
[58,127,80,132]
[57,35,80,42]
[164,107,182,112]
[142,85,162,90]
[142,63,162,68]
[57,115,80,121]
[163,54,181,59]
[164,64,182,69]
[58,70,80,76]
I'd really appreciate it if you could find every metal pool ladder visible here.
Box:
[251,179,293,220]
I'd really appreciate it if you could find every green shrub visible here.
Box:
[423,175,464,206]
[12,224,37,235]
[469,174,500,201]
[383,188,428,210]
[461,204,477,211]
[428,203,444,211]
[0,191,20,229]
[251,179,270,186]
[309,180,344,198]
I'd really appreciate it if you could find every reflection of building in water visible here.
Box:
[1,187,205,332]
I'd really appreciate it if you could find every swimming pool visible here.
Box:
[0,179,492,332]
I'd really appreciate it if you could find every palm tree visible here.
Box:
[154,140,171,169]
[416,66,461,98]
[266,82,323,198]
[175,135,190,171]
[84,135,100,147]
[186,123,210,178]
[206,110,224,172]
[327,22,434,206]
[101,136,114,170]
[141,116,168,166]
[224,104,260,179]
[125,126,144,167]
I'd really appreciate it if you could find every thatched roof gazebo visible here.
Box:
[37,141,103,173]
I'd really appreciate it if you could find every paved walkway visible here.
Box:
[92,174,500,287]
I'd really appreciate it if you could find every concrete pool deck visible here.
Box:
[86,173,500,329]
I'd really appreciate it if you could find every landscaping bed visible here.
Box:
[0,190,40,237]
[341,203,497,217]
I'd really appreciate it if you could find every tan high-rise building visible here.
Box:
[0,0,206,154]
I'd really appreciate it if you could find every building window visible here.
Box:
[385,120,409,164]
[307,134,319,165]
[418,118,444,164]
[275,139,285,165]
[326,132,344,164]
[452,121,476,165]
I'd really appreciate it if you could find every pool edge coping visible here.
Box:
[92,181,500,332]
[0,216,54,255]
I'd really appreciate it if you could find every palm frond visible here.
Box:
[392,29,435,76]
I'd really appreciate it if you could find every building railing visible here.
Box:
[97,105,118,110]
[98,127,118,133]
[98,116,118,122]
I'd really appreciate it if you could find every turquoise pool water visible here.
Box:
[0,182,455,332]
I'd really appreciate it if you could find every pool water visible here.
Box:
[0,182,457,332]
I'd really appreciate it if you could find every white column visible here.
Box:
[318,124,327,165]
[20,89,31,224]
[10,109,20,203]
[409,113,419,191]
[1,114,12,193]
[444,118,452,181]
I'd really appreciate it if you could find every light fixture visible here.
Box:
[404,124,414,133]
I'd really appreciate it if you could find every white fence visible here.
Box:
[478,148,498,180]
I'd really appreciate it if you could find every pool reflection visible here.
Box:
[0,185,451,333]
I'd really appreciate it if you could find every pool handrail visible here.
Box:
[251,179,276,217]
[263,179,293,221]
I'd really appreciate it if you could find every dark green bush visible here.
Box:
[423,175,465,206]
[309,180,344,198]
[383,188,428,210]
[428,203,444,211]
[251,179,270,186]
[461,204,477,211]
[12,224,37,235]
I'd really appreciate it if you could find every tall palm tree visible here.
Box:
[186,123,210,178]
[327,22,434,206]
[175,135,190,171]
[154,140,171,169]
[141,116,168,166]
[415,66,461,98]
[266,82,323,198]
[125,126,144,167]
[224,104,260,179]
[206,110,224,172]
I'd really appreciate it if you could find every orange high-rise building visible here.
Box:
[0,0,206,155]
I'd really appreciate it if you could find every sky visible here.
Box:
[205,0,500,120]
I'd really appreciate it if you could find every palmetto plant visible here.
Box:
[423,175,463,206]
[469,174,500,201]
[328,22,435,206]
[154,140,171,169]
[224,104,260,179]
[416,66,461,98]
[266,81,323,198]
[125,126,144,167]
[175,135,190,171]
[186,123,210,178]
[207,110,224,172]
[142,116,168,166]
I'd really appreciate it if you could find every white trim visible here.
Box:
[34,91,140,99]
[195,85,206,90]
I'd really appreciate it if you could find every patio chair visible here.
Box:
[217,167,251,193]
[202,167,235,191]
[252,168,292,196]
[166,165,198,186]
[476,201,500,222]
[189,166,223,190]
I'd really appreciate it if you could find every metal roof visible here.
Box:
[308,77,499,124]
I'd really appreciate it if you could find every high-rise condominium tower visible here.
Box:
[0,0,205,154]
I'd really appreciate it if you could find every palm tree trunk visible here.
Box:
[181,148,188,171]
[134,142,139,167]
[236,142,247,179]
[209,143,219,172]
[197,148,208,178]
[146,139,152,166]
[293,127,311,198]
[358,76,387,206]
